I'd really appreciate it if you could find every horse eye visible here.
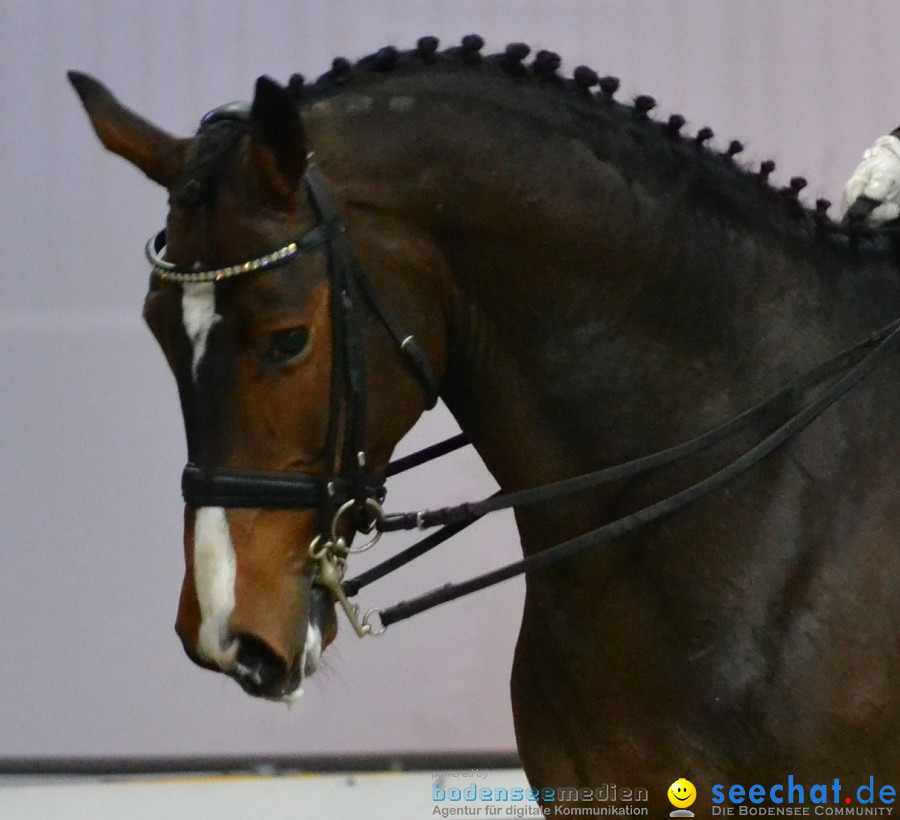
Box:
[264,327,310,364]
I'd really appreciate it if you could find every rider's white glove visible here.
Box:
[843,134,900,225]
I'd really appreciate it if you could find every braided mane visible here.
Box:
[176,35,892,261]
[282,35,894,259]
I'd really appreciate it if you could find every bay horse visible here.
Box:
[70,37,898,809]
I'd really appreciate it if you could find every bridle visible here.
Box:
[147,103,440,635]
[147,104,900,639]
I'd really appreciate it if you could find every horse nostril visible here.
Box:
[232,633,291,698]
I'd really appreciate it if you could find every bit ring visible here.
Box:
[331,498,384,553]
[362,608,386,636]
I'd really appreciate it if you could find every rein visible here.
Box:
[148,105,900,638]
[357,313,900,629]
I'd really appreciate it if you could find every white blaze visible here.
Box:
[181,281,221,381]
[193,506,238,669]
[182,282,236,668]
[179,279,321,693]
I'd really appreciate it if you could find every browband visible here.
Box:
[145,220,331,284]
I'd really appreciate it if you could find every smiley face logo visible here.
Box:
[668,778,697,809]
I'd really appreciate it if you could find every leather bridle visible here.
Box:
[146,105,440,632]
[149,161,438,510]
[146,104,900,639]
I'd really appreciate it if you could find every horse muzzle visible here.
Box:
[175,505,338,701]
[176,583,335,701]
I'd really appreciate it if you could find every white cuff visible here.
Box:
[843,134,900,223]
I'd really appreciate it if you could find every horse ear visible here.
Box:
[67,71,188,189]
[249,75,307,201]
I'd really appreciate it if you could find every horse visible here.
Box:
[70,37,898,810]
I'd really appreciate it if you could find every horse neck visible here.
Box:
[439,195,900,490]
[306,84,900,498]
[437,209,900,503]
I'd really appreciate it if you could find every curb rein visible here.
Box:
[147,111,900,637]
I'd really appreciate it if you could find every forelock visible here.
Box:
[171,119,247,212]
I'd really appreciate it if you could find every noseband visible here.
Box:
[147,104,439,631]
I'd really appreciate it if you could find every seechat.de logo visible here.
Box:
[711,776,896,816]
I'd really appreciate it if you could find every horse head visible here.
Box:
[70,34,900,785]
[69,72,446,700]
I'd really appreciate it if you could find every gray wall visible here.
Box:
[1,0,896,758]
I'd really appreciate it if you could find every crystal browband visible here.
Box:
[145,222,330,284]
